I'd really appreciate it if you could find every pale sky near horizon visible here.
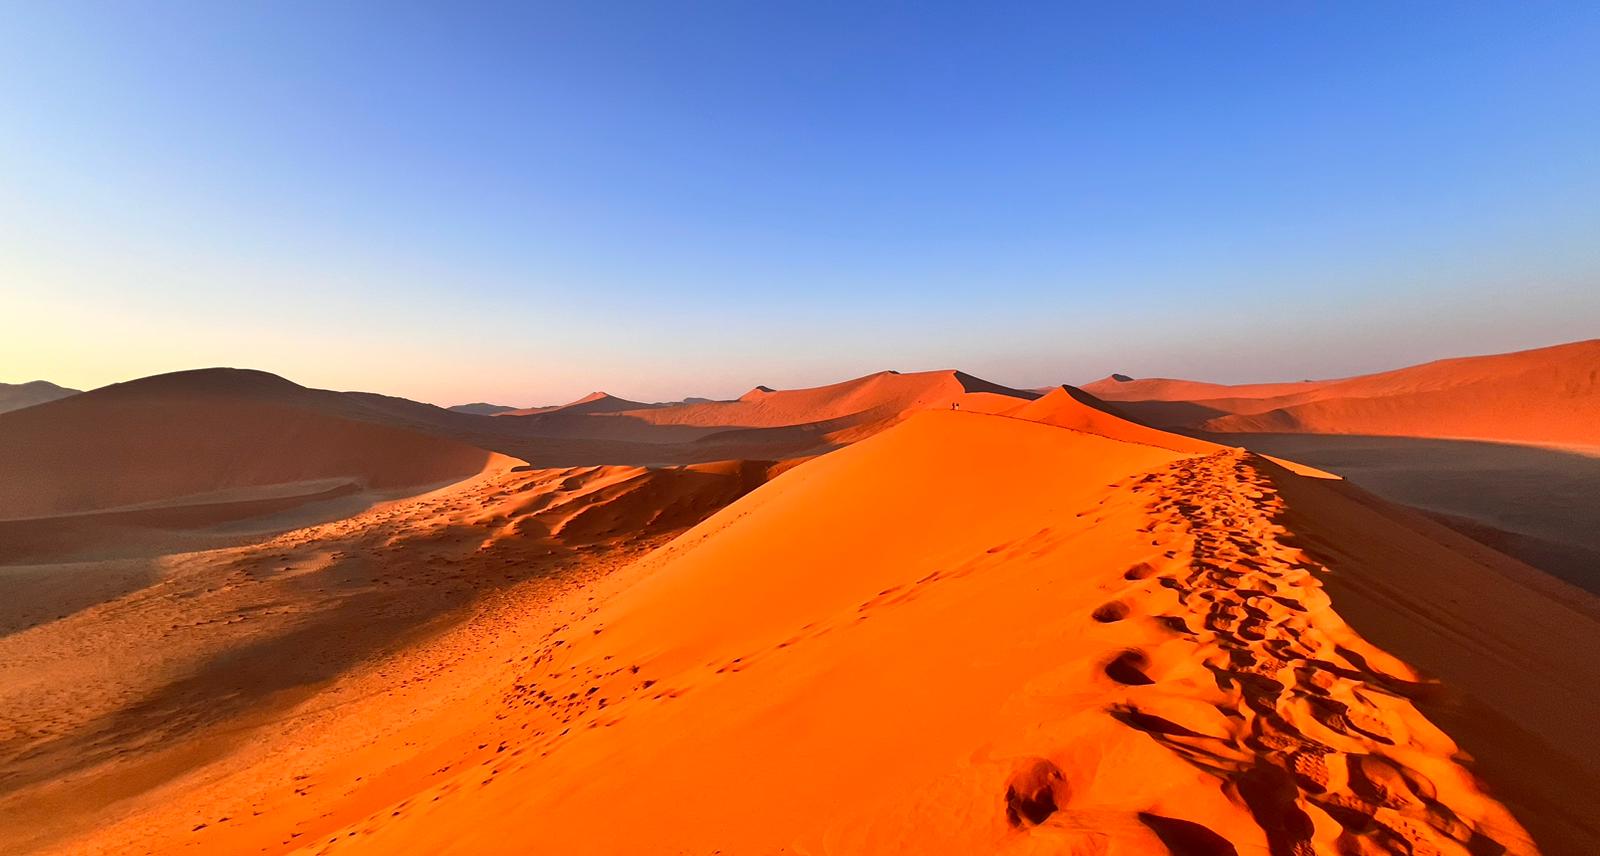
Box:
[3,3,1598,407]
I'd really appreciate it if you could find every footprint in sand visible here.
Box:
[1003,758,1067,828]
[1091,601,1130,623]
[1103,649,1155,686]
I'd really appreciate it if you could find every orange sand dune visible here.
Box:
[614,368,1037,429]
[0,368,494,521]
[41,404,1600,855]
[1203,339,1600,447]
[0,455,780,853]
[1082,373,1336,404]
[457,368,1040,463]
[1014,386,1223,454]
[1086,339,1600,447]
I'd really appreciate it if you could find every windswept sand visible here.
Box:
[18,401,1598,854]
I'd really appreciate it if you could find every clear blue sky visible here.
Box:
[3,2,1597,405]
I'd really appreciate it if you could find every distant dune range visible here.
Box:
[2,341,1599,854]
[1085,339,1600,449]
[1081,339,1600,591]
[0,380,78,415]
[0,367,1042,566]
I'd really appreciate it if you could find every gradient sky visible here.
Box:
[3,2,1598,406]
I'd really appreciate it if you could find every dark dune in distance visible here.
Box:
[0,381,79,415]
[446,402,518,416]
[0,368,495,521]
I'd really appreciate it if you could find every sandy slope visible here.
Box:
[1203,340,1600,447]
[618,369,1036,429]
[1085,339,1600,448]
[1220,434,1600,595]
[0,369,492,520]
[0,456,779,853]
[497,391,659,417]
[31,403,1600,854]
[431,368,1041,466]
[0,381,79,415]
[1082,375,1335,404]
[1015,386,1224,454]
[345,369,1040,468]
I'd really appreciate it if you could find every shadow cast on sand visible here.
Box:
[1207,433,1600,594]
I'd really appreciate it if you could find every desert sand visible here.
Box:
[1086,340,1600,449]
[1080,339,1600,593]
[0,369,492,521]
[0,381,79,415]
[3,347,1598,854]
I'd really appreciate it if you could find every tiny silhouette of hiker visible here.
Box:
[950,402,960,411]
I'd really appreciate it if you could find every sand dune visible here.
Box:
[0,455,780,853]
[445,402,517,416]
[1082,373,1335,405]
[413,369,1042,465]
[0,380,79,415]
[6,357,1598,854]
[1076,341,1600,590]
[498,391,659,417]
[1014,386,1223,454]
[24,400,1596,854]
[301,369,1041,468]
[1203,340,1600,447]
[624,368,1036,429]
[1088,339,1600,448]
[1220,433,1600,595]
[0,369,494,522]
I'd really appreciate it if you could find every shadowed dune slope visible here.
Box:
[445,402,516,416]
[0,368,495,520]
[0,381,79,415]
[497,391,658,417]
[186,408,1589,855]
